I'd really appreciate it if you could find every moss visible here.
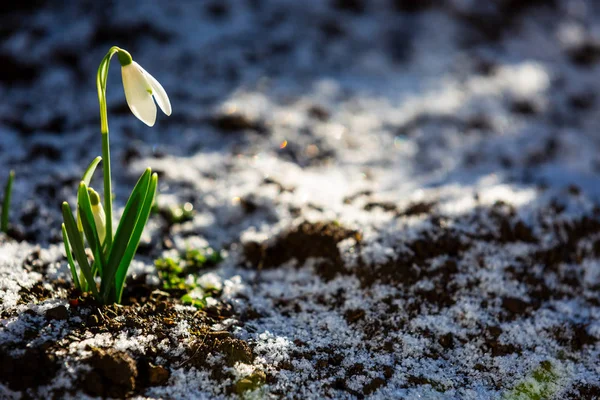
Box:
[235,370,266,394]
[154,257,185,290]
[152,202,195,224]
[154,247,224,308]
[503,361,562,400]
[181,290,207,308]
[184,247,223,272]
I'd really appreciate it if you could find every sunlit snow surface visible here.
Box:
[1,0,600,398]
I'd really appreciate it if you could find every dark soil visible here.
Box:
[0,274,254,399]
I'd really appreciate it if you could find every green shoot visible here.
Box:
[62,202,100,300]
[1,170,15,233]
[62,224,80,290]
[152,202,195,224]
[155,247,224,308]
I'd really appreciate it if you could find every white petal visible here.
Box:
[121,62,156,127]
[138,64,172,116]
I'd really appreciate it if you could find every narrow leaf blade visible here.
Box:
[115,173,158,303]
[82,157,102,186]
[62,202,100,300]
[101,168,151,301]
[77,183,105,275]
[77,156,102,233]
[61,223,80,289]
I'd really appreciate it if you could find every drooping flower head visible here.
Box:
[118,50,171,127]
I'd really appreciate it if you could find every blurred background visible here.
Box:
[3,4,600,398]
[1,0,599,244]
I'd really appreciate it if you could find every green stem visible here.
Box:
[101,132,112,248]
[96,46,122,249]
[1,170,14,233]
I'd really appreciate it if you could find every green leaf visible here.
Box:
[61,223,80,289]
[115,172,158,303]
[101,168,151,302]
[181,293,207,309]
[155,257,185,290]
[82,157,102,186]
[90,260,99,282]
[1,170,14,232]
[77,157,102,233]
[77,182,105,275]
[62,202,100,300]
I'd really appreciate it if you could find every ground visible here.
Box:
[1,0,600,399]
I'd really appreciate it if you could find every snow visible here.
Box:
[1,0,600,398]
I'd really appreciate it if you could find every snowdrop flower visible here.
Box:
[118,50,171,127]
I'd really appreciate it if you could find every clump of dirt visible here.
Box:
[571,383,600,399]
[82,348,138,398]
[342,190,372,204]
[398,201,436,217]
[533,214,600,270]
[461,201,537,244]
[504,212,600,313]
[45,304,69,320]
[364,201,398,213]
[16,281,54,308]
[482,325,522,357]
[243,221,361,280]
[551,323,596,352]
[146,363,170,386]
[357,227,466,287]
[243,219,466,312]
[178,328,256,393]
[186,329,253,369]
[347,194,437,218]
[0,344,60,391]
[211,111,266,133]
